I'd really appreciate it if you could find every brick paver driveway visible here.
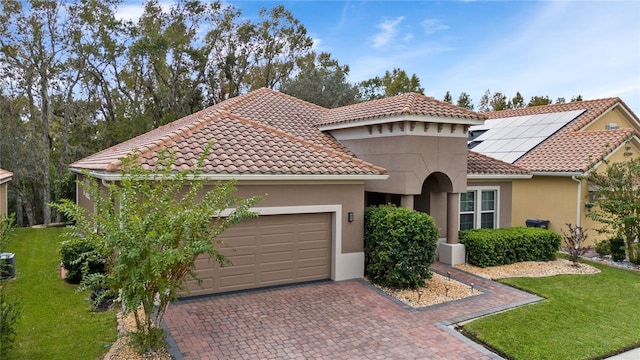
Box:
[163,262,541,359]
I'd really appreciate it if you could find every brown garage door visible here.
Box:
[187,212,332,296]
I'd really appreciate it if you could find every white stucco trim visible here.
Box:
[218,204,362,282]
[318,114,485,131]
[72,169,388,182]
[467,174,532,180]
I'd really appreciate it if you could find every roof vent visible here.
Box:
[605,123,619,130]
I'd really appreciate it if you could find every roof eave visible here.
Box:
[318,114,485,131]
[467,173,532,180]
[75,170,389,182]
[530,171,584,177]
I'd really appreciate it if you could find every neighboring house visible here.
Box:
[0,168,12,216]
[70,88,485,296]
[470,98,640,244]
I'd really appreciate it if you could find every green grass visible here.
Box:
[2,228,117,360]
[463,259,640,360]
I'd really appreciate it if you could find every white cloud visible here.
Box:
[372,16,405,49]
[421,19,448,35]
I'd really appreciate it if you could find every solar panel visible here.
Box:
[468,109,585,163]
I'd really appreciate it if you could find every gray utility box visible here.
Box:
[1,252,15,279]
[526,219,550,229]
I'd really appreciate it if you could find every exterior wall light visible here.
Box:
[347,212,354,222]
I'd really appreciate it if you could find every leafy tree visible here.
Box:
[280,51,358,108]
[245,5,313,90]
[556,97,566,104]
[511,91,525,109]
[571,95,583,102]
[587,156,640,264]
[358,68,424,101]
[527,95,552,107]
[443,90,452,104]
[456,92,474,110]
[53,150,262,353]
[478,89,510,112]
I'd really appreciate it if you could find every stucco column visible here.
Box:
[401,195,414,210]
[446,192,459,244]
[438,192,465,265]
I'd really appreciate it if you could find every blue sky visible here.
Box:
[120,1,640,114]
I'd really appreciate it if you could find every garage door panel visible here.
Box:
[299,248,329,259]
[190,212,332,295]
[298,265,330,278]
[225,254,257,266]
[262,233,295,245]
[260,269,294,283]
[261,251,294,263]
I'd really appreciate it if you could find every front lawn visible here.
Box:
[2,227,117,360]
[463,260,640,360]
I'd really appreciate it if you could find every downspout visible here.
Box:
[571,176,582,229]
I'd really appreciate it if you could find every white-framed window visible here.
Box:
[459,187,499,230]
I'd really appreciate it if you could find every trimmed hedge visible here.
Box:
[364,205,438,289]
[459,227,561,268]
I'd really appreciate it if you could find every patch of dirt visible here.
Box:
[454,259,600,280]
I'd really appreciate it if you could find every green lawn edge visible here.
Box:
[462,258,640,360]
[2,227,117,360]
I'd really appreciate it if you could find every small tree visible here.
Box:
[53,149,261,353]
[0,214,20,354]
[587,156,640,264]
[561,223,589,266]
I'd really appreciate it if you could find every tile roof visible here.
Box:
[467,151,530,175]
[0,169,12,182]
[515,128,635,172]
[484,98,639,172]
[319,92,486,126]
[70,89,385,176]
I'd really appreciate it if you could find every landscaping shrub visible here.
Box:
[594,239,611,258]
[364,205,438,289]
[609,237,626,262]
[459,227,561,268]
[59,237,106,284]
[561,223,589,266]
[0,214,20,354]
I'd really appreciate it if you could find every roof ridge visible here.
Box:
[224,110,386,174]
[487,97,620,117]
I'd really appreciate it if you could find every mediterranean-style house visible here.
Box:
[472,98,640,244]
[70,89,638,296]
[0,169,12,217]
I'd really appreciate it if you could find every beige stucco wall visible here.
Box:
[466,180,514,228]
[339,135,468,195]
[584,106,638,132]
[512,176,579,234]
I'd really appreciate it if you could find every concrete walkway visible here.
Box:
[163,262,544,359]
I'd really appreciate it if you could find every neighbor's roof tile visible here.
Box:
[484,98,639,172]
[0,169,12,182]
[467,151,530,175]
[319,92,486,126]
